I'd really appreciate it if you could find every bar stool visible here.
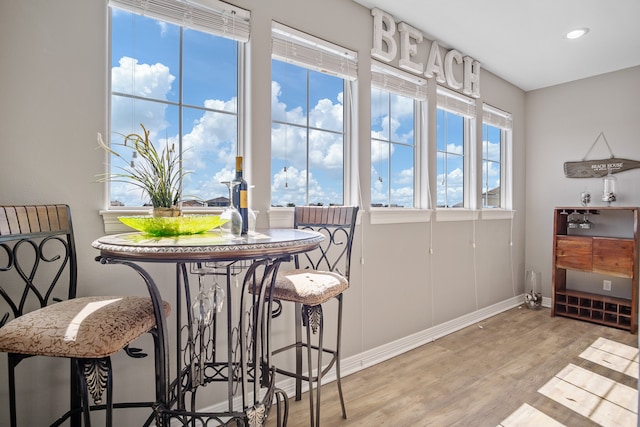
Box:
[0,204,170,426]
[270,205,358,427]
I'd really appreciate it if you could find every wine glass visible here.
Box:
[220,181,242,236]
[247,208,257,234]
[206,269,225,314]
[191,274,213,325]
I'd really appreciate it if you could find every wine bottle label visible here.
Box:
[240,190,248,209]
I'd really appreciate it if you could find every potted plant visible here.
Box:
[97,124,187,217]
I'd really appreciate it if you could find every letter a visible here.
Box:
[424,41,446,84]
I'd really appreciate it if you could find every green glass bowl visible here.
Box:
[118,215,227,236]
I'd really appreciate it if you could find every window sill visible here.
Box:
[369,208,432,225]
[480,209,516,220]
[264,207,513,227]
[434,209,515,222]
[435,209,480,222]
[269,207,430,227]
[267,207,365,228]
[267,207,295,229]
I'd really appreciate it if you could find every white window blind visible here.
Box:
[437,86,476,118]
[483,103,512,130]
[109,0,251,42]
[272,22,358,81]
[371,61,427,101]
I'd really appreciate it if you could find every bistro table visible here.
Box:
[92,228,324,427]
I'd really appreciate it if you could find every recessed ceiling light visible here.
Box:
[565,28,590,39]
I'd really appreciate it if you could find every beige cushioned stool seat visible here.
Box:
[0,295,170,358]
[272,270,348,306]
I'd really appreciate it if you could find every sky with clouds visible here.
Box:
[108,9,500,209]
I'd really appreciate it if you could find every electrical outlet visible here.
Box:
[603,280,612,291]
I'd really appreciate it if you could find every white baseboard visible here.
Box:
[319,294,526,384]
[173,294,527,423]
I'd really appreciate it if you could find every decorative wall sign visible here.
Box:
[371,8,481,98]
[563,131,640,178]
[564,158,640,178]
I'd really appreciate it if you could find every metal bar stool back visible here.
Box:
[0,205,169,426]
[271,205,358,427]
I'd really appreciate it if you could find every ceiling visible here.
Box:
[352,0,640,92]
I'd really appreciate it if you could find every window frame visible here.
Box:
[270,63,348,207]
[481,103,513,216]
[269,22,358,212]
[435,86,476,210]
[102,0,249,231]
[370,62,428,210]
[481,122,502,209]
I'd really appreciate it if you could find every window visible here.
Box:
[436,87,475,208]
[481,123,501,208]
[482,104,513,209]
[270,23,357,207]
[436,109,464,208]
[108,0,249,208]
[370,62,426,208]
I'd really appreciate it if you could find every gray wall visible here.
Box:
[0,0,530,425]
[525,66,640,298]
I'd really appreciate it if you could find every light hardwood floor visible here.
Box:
[266,306,638,427]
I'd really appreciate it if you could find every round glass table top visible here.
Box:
[92,228,324,262]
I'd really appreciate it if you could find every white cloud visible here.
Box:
[371,167,385,200]
[271,81,286,121]
[394,167,414,185]
[271,164,342,207]
[110,56,350,207]
[110,56,243,205]
[391,93,414,118]
[112,57,174,101]
[484,140,500,163]
[271,81,305,125]
[110,57,174,141]
[446,143,463,155]
[371,138,386,164]
[484,159,501,178]
[271,76,347,205]
[182,99,238,170]
[370,97,414,205]
[309,130,343,170]
[371,90,415,147]
[157,21,169,37]
[310,97,343,131]
[391,185,414,206]
[436,167,464,206]
[271,166,309,206]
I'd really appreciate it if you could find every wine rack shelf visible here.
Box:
[553,290,632,330]
[551,206,638,333]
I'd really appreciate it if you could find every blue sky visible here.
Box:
[270,60,345,206]
[110,9,239,207]
[109,8,500,209]
[370,88,415,207]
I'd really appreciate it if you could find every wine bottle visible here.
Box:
[233,156,249,234]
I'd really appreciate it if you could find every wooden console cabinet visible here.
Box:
[552,206,638,333]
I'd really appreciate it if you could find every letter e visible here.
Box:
[398,22,424,74]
